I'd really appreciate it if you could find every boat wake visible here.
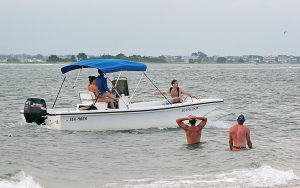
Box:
[206,120,230,129]
[103,165,299,188]
[0,171,42,188]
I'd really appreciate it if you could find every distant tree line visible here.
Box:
[47,54,77,62]
[3,51,297,64]
[47,53,167,63]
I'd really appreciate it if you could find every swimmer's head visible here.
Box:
[237,114,245,125]
[189,119,197,125]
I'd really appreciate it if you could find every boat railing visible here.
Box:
[129,100,166,108]
[169,96,201,103]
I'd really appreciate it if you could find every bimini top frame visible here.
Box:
[52,59,170,108]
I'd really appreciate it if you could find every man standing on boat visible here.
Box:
[176,115,207,144]
[229,114,253,151]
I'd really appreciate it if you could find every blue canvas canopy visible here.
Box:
[61,59,147,74]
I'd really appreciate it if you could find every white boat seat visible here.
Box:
[79,91,96,104]
[78,91,108,110]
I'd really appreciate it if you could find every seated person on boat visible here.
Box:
[88,74,116,109]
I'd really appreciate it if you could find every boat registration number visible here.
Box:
[69,116,87,121]
[181,106,199,112]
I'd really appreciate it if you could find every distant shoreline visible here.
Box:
[0,61,298,65]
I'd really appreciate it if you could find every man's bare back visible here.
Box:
[229,115,253,151]
[184,125,202,144]
[176,115,207,145]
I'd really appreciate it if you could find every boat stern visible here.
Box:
[45,114,63,130]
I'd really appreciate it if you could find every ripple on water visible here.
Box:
[0,63,300,187]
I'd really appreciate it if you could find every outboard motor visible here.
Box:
[24,98,47,125]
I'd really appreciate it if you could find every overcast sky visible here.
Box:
[0,0,299,56]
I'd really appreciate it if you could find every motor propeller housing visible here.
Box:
[24,98,47,125]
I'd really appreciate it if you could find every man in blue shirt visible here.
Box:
[96,70,110,95]
[96,70,118,108]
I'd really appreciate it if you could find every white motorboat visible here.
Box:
[21,59,223,131]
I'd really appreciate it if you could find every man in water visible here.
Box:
[176,115,207,144]
[229,114,253,151]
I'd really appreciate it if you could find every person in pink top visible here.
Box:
[229,114,253,151]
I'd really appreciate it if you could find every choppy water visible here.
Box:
[0,63,299,188]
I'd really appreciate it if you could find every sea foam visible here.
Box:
[206,120,230,129]
[0,171,42,188]
[104,165,299,188]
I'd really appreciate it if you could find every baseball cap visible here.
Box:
[237,114,245,122]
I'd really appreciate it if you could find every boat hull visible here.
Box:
[45,99,223,131]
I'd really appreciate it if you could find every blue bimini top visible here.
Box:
[61,59,147,74]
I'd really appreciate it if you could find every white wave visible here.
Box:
[214,165,299,187]
[0,171,43,188]
[206,120,230,129]
[104,165,299,188]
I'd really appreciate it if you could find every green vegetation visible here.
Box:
[216,57,227,63]
[1,51,299,64]
[47,53,168,63]
[47,55,76,62]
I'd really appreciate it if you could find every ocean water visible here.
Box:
[0,63,299,188]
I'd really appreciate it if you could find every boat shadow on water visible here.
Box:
[102,127,179,134]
